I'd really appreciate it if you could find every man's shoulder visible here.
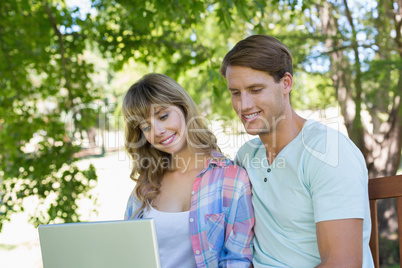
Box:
[300,119,365,167]
[235,137,265,168]
[237,137,264,156]
[302,119,337,136]
[301,119,352,147]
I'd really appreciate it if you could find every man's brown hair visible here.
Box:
[220,35,293,83]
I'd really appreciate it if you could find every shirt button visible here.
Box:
[264,178,267,182]
[195,250,200,255]
[267,168,272,173]
[190,218,194,223]
[191,191,195,195]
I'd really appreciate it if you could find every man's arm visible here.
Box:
[315,218,363,267]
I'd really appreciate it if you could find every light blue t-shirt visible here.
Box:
[235,120,374,268]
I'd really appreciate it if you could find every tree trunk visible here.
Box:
[317,0,402,246]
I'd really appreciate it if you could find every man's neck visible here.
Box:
[260,109,306,165]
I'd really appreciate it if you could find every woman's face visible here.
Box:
[139,105,187,155]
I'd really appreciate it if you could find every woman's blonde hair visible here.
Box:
[122,73,220,216]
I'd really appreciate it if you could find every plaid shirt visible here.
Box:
[124,152,254,268]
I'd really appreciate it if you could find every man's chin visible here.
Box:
[244,128,269,136]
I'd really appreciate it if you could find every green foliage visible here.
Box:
[291,72,336,110]
[0,0,99,231]
[2,0,325,231]
[2,0,401,234]
[90,0,328,117]
[90,0,246,118]
[379,236,400,266]
[362,58,402,117]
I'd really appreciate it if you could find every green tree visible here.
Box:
[311,1,402,263]
[2,1,401,247]
[0,0,98,231]
[313,0,402,178]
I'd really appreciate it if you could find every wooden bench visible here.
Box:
[369,175,402,268]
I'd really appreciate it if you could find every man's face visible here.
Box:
[225,65,289,136]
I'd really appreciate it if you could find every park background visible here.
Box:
[1,0,402,266]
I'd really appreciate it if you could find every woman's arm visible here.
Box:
[220,167,255,267]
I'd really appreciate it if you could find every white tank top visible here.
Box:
[143,206,197,268]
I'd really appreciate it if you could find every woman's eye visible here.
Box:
[141,126,150,132]
[160,113,168,120]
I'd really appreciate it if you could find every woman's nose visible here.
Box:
[153,122,166,137]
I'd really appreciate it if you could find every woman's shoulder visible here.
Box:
[209,150,235,168]
[124,187,143,219]
[208,151,250,183]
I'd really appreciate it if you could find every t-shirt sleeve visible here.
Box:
[234,151,243,168]
[306,131,368,223]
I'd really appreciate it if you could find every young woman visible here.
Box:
[122,73,254,268]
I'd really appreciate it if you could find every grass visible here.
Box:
[0,244,17,251]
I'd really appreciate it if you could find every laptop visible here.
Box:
[38,219,161,268]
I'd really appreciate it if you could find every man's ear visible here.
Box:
[282,72,293,95]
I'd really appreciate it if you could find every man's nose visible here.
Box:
[240,92,253,112]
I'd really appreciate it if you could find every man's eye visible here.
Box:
[252,88,262,93]
[231,91,240,96]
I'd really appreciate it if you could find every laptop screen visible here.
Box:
[38,219,161,268]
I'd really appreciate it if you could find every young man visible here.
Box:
[220,35,373,267]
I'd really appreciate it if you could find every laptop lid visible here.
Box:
[38,219,161,268]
